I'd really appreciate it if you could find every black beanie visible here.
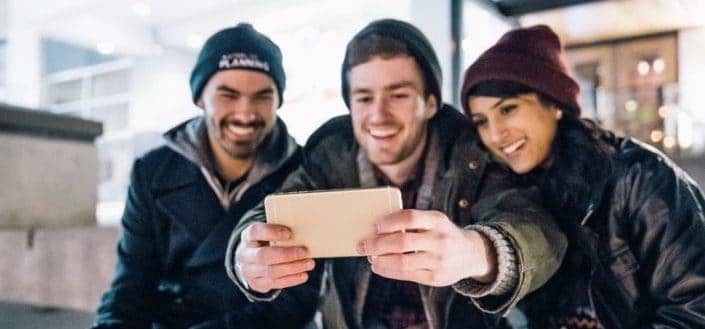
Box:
[189,23,285,107]
[461,25,580,115]
[341,19,442,109]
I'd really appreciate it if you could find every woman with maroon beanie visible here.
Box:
[461,25,705,328]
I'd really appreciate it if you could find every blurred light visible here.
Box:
[658,106,669,119]
[132,2,151,17]
[96,42,115,55]
[680,136,694,148]
[637,60,650,76]
[650,130,664,143]
[148,44,163,55]
[653,57,665,74]
[596,65,606,77]
[186,34,204,49]
[678,112,694,148]
[663,136,676,148]
[625,100,638,112]
[461,37,472,53]
[297,26,320,42]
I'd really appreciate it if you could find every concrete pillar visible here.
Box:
[1,0,7,100]
[0,0,7,37]
[5,0,41,108]
[411,0,454,105]
[678,27,705,154]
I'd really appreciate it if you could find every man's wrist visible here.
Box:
[456,224,518,297]
[463,229,498,282]
[233,257,250,290]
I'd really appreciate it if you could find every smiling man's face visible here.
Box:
[198,70,278,161]
[347,55,437,167]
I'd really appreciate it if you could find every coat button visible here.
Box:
[458,199,469,208]
[468,161,478,170]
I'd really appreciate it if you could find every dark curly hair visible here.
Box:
[465,80,615,216]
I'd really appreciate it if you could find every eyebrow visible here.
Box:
[469,97,510,116]
[216,85,240,94]
[385,81,417,92]
[350,80,418,95]
[253,88,275,96]
[490,98,509,109]
[216,85,274,96]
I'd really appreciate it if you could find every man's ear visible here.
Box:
[274,86,282,111]
[196,98,205,109]
[425,94,438,119]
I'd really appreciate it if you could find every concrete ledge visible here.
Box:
[0,133,99,228]
[0,226,119,312]
[0,105,102,228]
[0,103,102,142]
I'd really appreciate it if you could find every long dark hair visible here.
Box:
[466,80,615,216]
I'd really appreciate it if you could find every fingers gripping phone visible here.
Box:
[264,187,402,258]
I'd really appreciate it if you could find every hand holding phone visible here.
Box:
[265,187,402,258]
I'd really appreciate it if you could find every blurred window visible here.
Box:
[565,33,703,158]
[43,59,132,134]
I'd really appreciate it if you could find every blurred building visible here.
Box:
[1,0,461,225]
[2,0,703,226]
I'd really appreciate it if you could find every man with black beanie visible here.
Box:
[94,23,321,328]
[226,19,566,328]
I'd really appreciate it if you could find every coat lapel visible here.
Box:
[332,257,371,328]
[185,214,236,268]
[353,259,371,326]
[153,155,227,267]
[187,178,279,268]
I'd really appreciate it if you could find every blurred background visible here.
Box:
[1,0,704,327]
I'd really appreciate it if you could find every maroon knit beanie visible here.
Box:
[460,25,580,115]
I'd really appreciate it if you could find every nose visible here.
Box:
[487,120,508,145]
[368,95,392,124]
[230,99,257,123]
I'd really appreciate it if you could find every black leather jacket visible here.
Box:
[518,136,705,328]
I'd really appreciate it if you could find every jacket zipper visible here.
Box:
[581,202,607,328]
[586,268,605,328]
[580,203,595,226]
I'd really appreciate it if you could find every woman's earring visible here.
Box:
[556,110,563,120]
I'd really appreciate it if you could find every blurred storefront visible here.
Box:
[565,32,704,159]
[462,0,705,185]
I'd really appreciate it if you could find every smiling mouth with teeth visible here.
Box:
[226,123,257,138]
[368,128,400,138]
[501,138,526,155]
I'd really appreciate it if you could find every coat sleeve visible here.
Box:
[188,261,324,329]
[621,160,705,328]
[453,164,567,315]
[93,158,160,329]
[225,152,328,303]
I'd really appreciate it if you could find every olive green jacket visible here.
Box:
[225,106,566,328]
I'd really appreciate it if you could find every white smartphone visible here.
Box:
[264,186,403,258]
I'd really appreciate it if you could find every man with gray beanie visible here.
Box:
[226,19,566,328]
[94,23,320,328]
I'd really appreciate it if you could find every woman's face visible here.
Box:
[468,93,561,174]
